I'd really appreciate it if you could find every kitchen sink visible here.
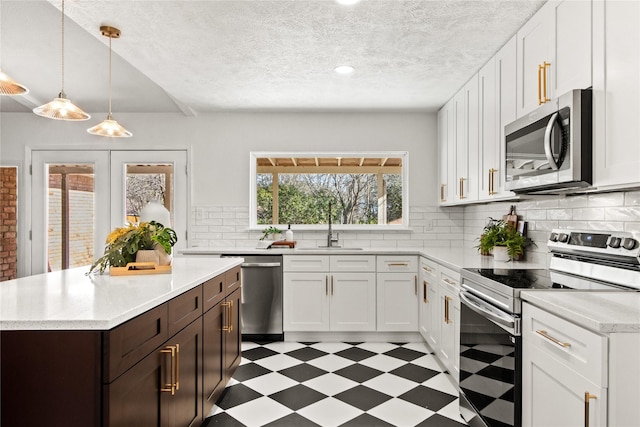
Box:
[297,247,363,250]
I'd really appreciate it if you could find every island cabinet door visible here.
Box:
[203,302,225,409]
[105,318,203,427]
[224,287,242,376]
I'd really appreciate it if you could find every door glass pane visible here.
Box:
[125,164,173,226]
[47,164,95,271]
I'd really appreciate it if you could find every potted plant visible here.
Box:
[88,221,178,274]
[260,226,282,241]
[476,218,531,261]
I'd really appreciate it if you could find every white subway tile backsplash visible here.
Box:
[605,207,640,222]
[588,193,625,207]
[559,195,588,208]
[572,208,605,221]
[625,191,640,206]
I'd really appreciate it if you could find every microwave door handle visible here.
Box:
[544,112,561,171]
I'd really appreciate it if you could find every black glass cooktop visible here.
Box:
[463,268,567,290]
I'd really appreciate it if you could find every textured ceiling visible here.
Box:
[0,0,546,115]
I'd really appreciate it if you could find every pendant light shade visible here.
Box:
[33,0,90,121]
[88,26,131,138]
[0,70,29,96]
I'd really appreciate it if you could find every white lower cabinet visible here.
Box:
[283,255,376,332]
[522,302,640,427]
[438,266,460,382]
[419,257,440,351]
[376,256,419,331]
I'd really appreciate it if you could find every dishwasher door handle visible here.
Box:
[241,262,282,268]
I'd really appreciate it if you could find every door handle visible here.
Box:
[444,296,452,324]
[584,392,597,427]
[423,280,428,303]
[331,275,334,296]
[542,61,551,103]
[440,184,446,202]
[414,275,418,296]
[160,345,177,395]
[544,112,561,170]
[489,168,497,195]
[536,329,571,348]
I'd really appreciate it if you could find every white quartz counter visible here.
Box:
[0,257,243,331]
[181,246,545,272]
[521,291,640,333]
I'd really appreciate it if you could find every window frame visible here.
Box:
[249,151,409,231]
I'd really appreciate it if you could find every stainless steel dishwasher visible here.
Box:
[222,254,283,341]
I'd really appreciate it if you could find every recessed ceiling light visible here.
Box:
[336,0,361,5]
[334,65,355,75]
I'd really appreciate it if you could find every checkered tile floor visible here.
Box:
[202,341,468,427]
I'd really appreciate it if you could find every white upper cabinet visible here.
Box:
[453,76,479,203]
[592,0,640,188]
[516,1,592,118]
[478,57,498,200]
[437,101,454,205]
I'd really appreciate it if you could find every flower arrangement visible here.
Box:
[260,226,282,241]
[476,217,533,260]
[89,221,177,274]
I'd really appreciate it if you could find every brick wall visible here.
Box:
[0,167,17,281]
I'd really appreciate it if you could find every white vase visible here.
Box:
[140,199,171,228]
[136,249,159,265]
[493,246,510,262]
[154,244,173,266]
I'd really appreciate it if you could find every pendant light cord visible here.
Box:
[60,0,65,96]
[108,34,112,116]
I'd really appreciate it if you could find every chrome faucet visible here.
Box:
[327,201,340,248]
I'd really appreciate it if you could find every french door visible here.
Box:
[31,150,187,275]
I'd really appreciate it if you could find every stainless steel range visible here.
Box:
[458,229,640,427]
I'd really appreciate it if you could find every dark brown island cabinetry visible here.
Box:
[0,265,241,427]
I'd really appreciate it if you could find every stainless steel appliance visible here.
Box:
[504,89,592,194]
[459,229,640,427]
[222,255,283,341]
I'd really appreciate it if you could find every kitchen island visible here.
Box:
[0,257,243,427]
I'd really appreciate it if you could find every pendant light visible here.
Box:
[33,0,90,121]
[87,26,131,138]
[0,70,29,96]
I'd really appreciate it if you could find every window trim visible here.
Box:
[249,151,409,231]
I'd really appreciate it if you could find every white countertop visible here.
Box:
[521,291,640,333]
[181,246,545,272]
[0,257,243,331]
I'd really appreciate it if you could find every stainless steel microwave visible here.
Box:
[504,89,592,194]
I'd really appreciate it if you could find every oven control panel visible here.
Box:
[548,229,640,260]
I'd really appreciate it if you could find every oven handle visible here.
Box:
[460,290,516,331]
[544,112,561,171]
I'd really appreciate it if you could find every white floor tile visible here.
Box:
[367,397,435,426]
[438,400,468,424]
[402,342,432,353]
[205,404,224,418]
[225,396,293,427]
[242,372,298,395]
[307,354,355,372]
[423,373,459,396]
[263,341,307,353]
[362,372,417,397]
[410,354,444,371]
[480,399,514,425]
[298,397,364,427]
[358,354,407,372]
[459,356,489,373]
[309,342,353,353]
[252,354,303,371]
[241,342,260,351]
[356,342,398,353]
[302,372,359,396]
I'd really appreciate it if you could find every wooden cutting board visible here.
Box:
[503,205,518,229]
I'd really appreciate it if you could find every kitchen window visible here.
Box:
[250,152,408,229]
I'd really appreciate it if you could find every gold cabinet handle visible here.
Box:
[443,278,457,286]
[222,301,233,333]
[535,329,571,348]
[331,275,334,295]
[228,300,233,333]
[459,177,466,199]
[325,275,328,296]
[489,168,497,195]
[175,343,180,391]
[422,266,432,273]
[440,184,446,202]
[414,275,418,295]
[388,262,409,267]
[542,61,551,103]
[538,63,543,105]
[444,296,452,324]
[585,392,597,427]
[423,280,428,303]
[160,345,177,395]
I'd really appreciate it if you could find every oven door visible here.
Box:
[459,290,522,427]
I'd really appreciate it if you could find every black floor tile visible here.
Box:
[460,387,496,411]
[476,364,515,384]
[269,384,328,411]
[201,412,246,427]
[334,363,384,383]
[263,413,322,427]
[499,387,515,402]
[384,347,424,362]
[484,416,513,427]
[390,364,440,383]
[241,346,279,361]
[216,384,262,410]
[333,385,392,411]
[339,413,395,426]
[460,348,503,364]
[278,363,327,382]
[232,362,272,382]
[335,347,376,362]
[416,414,467,427]
[398,385,457,412]
[286,346,329,362]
